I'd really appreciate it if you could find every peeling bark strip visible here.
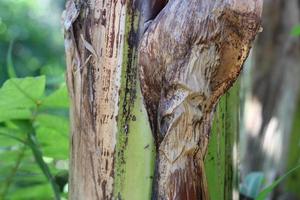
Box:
[63,0,126,199]
[138,0,263,199]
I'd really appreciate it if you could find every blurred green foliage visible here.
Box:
[0,0,65,88]
[0,0,69,199]
[291,25,300,36]
[0,76,69,200]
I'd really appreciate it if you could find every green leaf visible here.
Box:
[0,147,26,166]
[256,164,300,200]
[34,114,69,137]
[240,172,265,199]
[0,76,46,121]
[291,25,300,36]
[0,123,27,145]
[6,184,53,200]
[41,84,69,108]
[34,120,68,160]
[0,76,46,110]
[33,113,69,160]
[0,135,22,147]
[0,127,26,144]
[0,108,32,122]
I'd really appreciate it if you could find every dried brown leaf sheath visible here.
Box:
[138,0,262,199]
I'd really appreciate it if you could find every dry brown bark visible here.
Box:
[139,0,262,199]
[63,0,127,199]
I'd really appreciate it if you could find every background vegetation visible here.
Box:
[0,0,69,199]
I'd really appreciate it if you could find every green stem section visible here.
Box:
[113,2,155,200]
[205,82,240,200]
[27,130,61,200]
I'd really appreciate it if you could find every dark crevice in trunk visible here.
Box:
[140,0,168,22]
[138,0,168,35]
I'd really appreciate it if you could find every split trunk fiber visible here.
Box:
[63,0,262,199]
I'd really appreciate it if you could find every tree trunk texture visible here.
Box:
[63,0,262,199]
[241,0,300,198]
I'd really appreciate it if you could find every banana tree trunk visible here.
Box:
[63,0,262,199]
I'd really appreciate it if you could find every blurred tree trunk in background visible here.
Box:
[241,0,300,199]
[62,0,257,199]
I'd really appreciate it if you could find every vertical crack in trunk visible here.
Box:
[138,0,263,199]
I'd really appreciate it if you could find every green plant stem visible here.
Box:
[26,87,61,199]
[6,40,17,78]
[0,145,26,199]
[27,131,61,200]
